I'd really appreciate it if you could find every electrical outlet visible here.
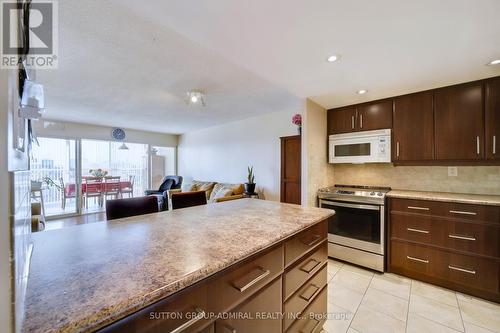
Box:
[448,166,458,177]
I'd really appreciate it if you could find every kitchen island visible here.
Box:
[22,199,334,333]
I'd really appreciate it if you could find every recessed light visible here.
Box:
[488,59,500,66]
[327,55,340,63]
[357,89,367,95]
[190,95,198,103]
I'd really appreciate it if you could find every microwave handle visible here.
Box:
[320,200,380,211]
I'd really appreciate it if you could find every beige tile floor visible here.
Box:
[321,259,500,333]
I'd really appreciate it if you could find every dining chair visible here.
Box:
[171,191,207,210]
[103,176,121,202]
[83,177,104,209]
[105,196,159,220]
[59,178,76,210]
[120,175,135,198]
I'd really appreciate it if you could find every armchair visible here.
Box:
[145,176,183,210]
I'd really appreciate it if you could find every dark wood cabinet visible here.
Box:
[434,82,484,160]
[388,198,500,303]
[357,99,393,131]
[486,77,500,160]
[393,91,434,162]
[327,106,357,134]
[280,135,301,205]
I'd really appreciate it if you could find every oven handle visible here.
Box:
[320,200,380,211]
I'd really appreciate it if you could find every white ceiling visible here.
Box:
[39,0,500,134]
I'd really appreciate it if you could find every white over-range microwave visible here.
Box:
[329,129,391,164]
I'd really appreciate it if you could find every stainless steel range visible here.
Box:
[318,184,391,272]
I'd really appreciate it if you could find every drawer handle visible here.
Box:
[300,258,322,274]
[449,210,477,216]
[406,256,429,264]
[299,284,320,302]
[232,267,270,292]
[302,234,322,247]
[407,227,429,234]
[171,307,205,333]
[222,323,237,333]
[449,234,476,241]
[299,318,321,333]
[449,265,476,275]
[407,206,430,211]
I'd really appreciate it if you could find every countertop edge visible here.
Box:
[387,190,500,206]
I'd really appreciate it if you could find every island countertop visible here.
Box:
[22,199,334,333]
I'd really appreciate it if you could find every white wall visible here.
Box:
[178,109,300,201]
[33,119,178,147]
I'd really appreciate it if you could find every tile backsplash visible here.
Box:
[332,164,500,195]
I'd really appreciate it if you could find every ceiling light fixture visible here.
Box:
[118,142,129,150]
[186,90,206,107]
[327,54,340,63]
[357,89,368,95]
[487,59,500,66]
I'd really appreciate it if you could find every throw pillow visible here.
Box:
[211,188,234,202]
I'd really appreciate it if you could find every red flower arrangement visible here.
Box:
[292,113,302,126]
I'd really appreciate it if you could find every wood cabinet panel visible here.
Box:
[286,287,327,333]
[486,76,500,160]
[215,278,282,333]
[393,91,434,161]
[280,135,301,205]
[284,242,327,300]
[284,220,327,268]
[434,82,484,160]
[327,106,357,134]
[357,100,393,131]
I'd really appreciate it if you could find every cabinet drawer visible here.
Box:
[390,241,500,294]
[98,282,209,333]
[284,242,327,300]
[391,213,500,257]
[285,220,327,268]
[391,198,441,215]
[207,244,283,313]
[445,202,500,224]
[215,278,282,333]
[286,286,327,333]
[283,265,327,331]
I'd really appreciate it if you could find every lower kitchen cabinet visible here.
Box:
[388,198,500,303]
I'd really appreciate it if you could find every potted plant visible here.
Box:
[244,166,256,194]
[292,113,302,135]
[89,169,108,178]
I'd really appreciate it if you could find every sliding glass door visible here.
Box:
[30,137,78,217]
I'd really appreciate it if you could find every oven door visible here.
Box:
[320,199,384,255]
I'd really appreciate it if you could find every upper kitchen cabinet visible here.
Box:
[434,82,484,160]
[486,77,500,160]
[327,106,357,134]
[393,91,434,162]
[357,100,393,131]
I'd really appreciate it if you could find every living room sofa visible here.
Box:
[167,180,245,208]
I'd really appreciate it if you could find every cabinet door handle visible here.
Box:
[171,307,205,333]
[299,318,321,333]
[449,234,476,241]
[299,284,320,302]
[476,136,480,155]
[232,267,270,292]
[300,258,321,273]
[222,323,237,333]
[449,265,476,275]
[360,114,363,128]
[449,210,477,216]
[407,206,430,211]
[493,135,497,155]
[406,256,429,264]
[407,227,429,234]
[351,116,355,129]
[396,142,400,158]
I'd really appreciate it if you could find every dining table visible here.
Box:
[64,179,133,196]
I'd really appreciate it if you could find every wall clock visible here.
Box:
[111,128,126,141]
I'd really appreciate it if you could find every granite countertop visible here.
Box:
[387,189,500,206]
[23,199,334,333]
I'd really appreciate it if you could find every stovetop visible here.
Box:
[318,184,391,205]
